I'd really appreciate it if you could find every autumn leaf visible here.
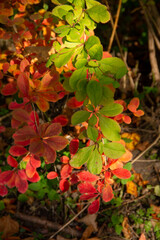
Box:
[69,138,79,155]
[126,181,138,197]
[88,199,100,214]
[0,215,19,239]
[78,171,99,182]
[102,184,114,202]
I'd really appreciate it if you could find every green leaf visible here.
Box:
[54,48,74,68]
[87,4,110,23]
[99,103,123,116]
[75,90,87,101]
[75,59,87,68]
[52,5,73,19]
[115,225,123,235]
[48,189,60,201]
[87,148,102,174]
[29,182,42,191]
[86,0,100,8]
[18,194,28,202]
[0,200,5,211]
[69,67,86,90]
[70,145,95,167]
[85,36,100,50]
[100,86,114,106]
[103,142,125,159]
[87,80,103,107]
[77,79,87,91]
[67,28,83,42]
[88,114,97,126]
[63,78,74,92]
[87,126,98,141]
[54,25,70,37]
[99,115,121,141]
[73,0,85,7]
[71,110,90,125]
[51,0,68,5]
[123,162,132,171]
[65,11,74,25]
[88,43,103,60]
[154,185,160,197]
[100,57,127,79]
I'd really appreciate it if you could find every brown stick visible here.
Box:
[15,212,81,238]
[132,133,160,164]
[107,0,122,52]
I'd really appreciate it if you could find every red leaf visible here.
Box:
[3,62,10,73]
[69,138,79,155]
[0,185,8,197]
[47,171,58,179]
[60,164,72,179]
[9,145,28,156]
[59,179,70,192]
[88,199,100,214]
[128,98,139,112]
[30,154,41,168]
[15,175,28,193]
[102,51,112,58]
[28,111,39,129]
[13,126,36,142]
[7,156,18,168]
[70,173,79,185]
[52,115,68,126]
[43,143,56,163]
[45,136,68,151]
[80,193,98,200]
[18,169,27,180]
[17,72,29,98]
[12,109,30,122]
[78,171,99,182]
[1,82,17,95]
[0,126,6,133]
[67,97,84,109]
[9,98,30,110]
[102,184,114,202]
[44,123,62,137]
[26,161,36,178]
[78,182,97,194]
[27,171,40,182]
[20,58,30,72]
[112,168,131,179]
[139,233,146,240]
[123,115,131,124]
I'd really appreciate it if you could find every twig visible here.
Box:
[49,203,90,239]
[15,212,81,238]
[132,134,160,164]
[104,0,135,90]
[148,27,160,82]
[0,112,12,122]
[107,0,122,52]
[134,159,160,162]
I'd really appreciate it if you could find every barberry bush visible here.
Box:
[0,0,144,214]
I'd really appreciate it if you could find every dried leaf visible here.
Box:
[81,225,94,240]
[79,214,98,232]
[0,215,19,238]
[122,217,131,239]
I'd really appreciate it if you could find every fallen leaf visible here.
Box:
[0,215,19,238]
[133,172,149,186]
[80,225,94,240]
[139,233,146,240]
[136,141,150,151]
[121,132,140,151]
[122,217,131,239]
[57,236,77,240]
[126,181,138,197]
[78,214,98,232]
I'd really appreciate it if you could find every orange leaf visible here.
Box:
[112,168,131,179]
[102,184,114,202]
[67,97,84,109]
[139,233,146,240]
[128,97,140,112]
[126,181,138,197]
[47,171,58,180]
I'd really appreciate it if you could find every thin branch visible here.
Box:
[49,203,90,239]
[107,0,122,52]
[132,134,160,164]
[0,112,12,122]
[15,212,81,238]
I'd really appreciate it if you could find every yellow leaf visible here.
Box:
[126,181,138,197]
[121,132,140,151]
